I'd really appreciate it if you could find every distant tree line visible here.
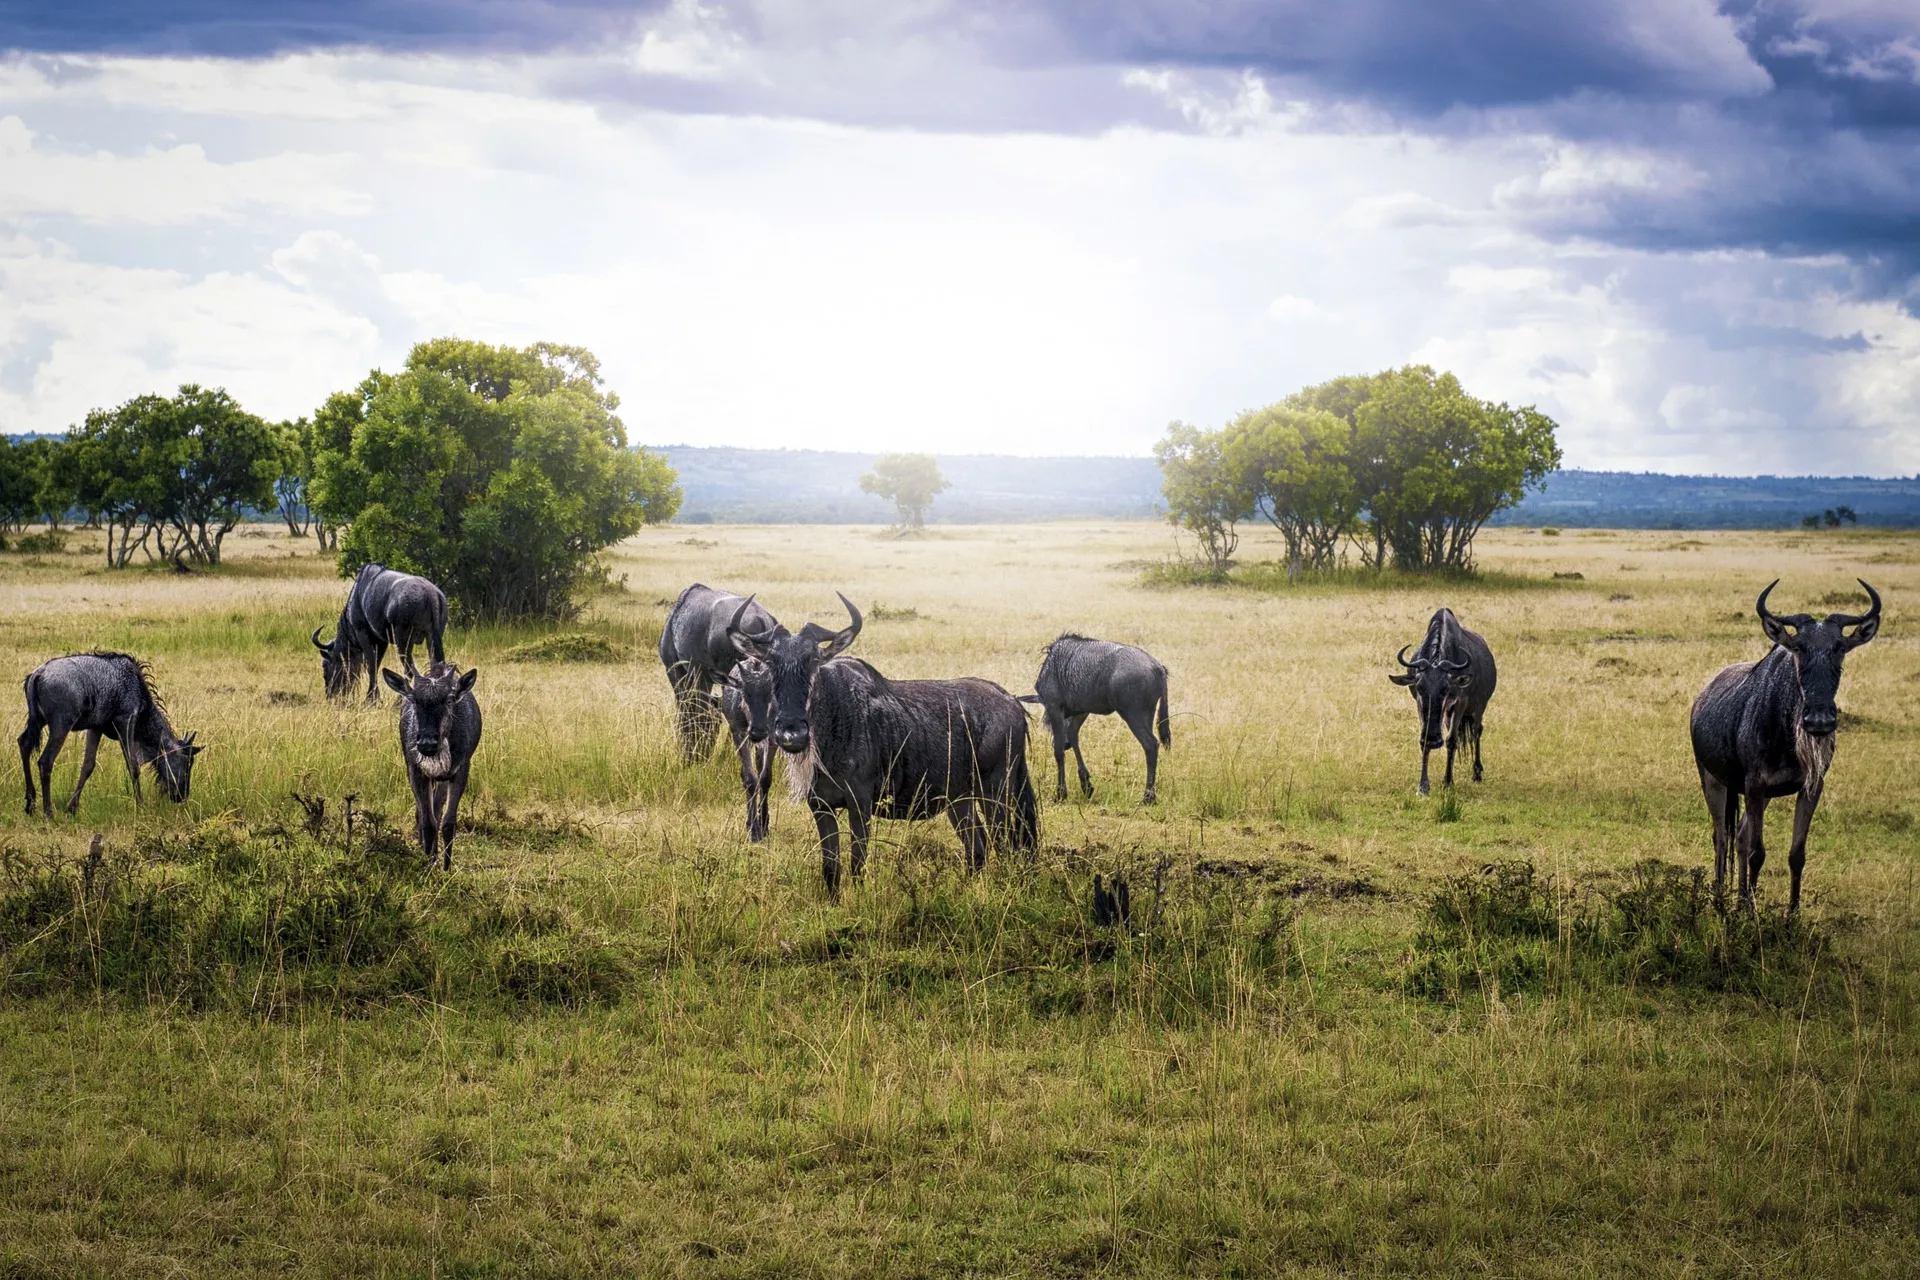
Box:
[1156,365,1563,574]
[1,337,682,618]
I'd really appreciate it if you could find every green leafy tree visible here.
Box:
[858,453,949,530]
[1221,405,1359,575]
[64,395,174,567]
[1154,421,1253,570]
[1357,366,1561,572]
[150,385,280,565]
[310,338,681,619]
[0,436,41,533]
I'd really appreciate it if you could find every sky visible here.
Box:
[0,1,1916,473]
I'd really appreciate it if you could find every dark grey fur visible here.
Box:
[729,595,1039,896]
[1690,579,1880,910]
[719,657,776,843]
[18,652,202,816]
[313,562,449,703]
[381,660,482,871]
[1388,608,1497,796]
[1020,633,1170,804]
[659,583,782,758]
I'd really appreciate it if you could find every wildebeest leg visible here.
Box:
[740,740,767,843]
[1046,707,1070,803]
[437,766,470,872]
[365,639,388,703]
[949,798,987,873]
[1442,721,1459,790]
[17,708,43,816]
[1120,705,1159,805]
[36,723,71,819]
[1699,769,1734,896]
[847,797,874,882]
[116,719,144,807]
[1786,784,1821,912]
[1068,713,1093,798]
[1417,747,1432,797]
[668,665,708,761]
[406,765,436,865]
[753,745,773,843]
[64,731,102,815]
[1738,789,1772,905]
[810,796,843,896]
[1470,718,1484,784]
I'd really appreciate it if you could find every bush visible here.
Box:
[504,632,627,663]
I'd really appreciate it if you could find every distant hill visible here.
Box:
[658,446,1920,529]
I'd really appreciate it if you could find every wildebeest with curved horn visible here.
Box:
[1690,579,1881,910]
[1388,608,1497,796]
[313,562,448,703]
[728,594,1038,895]
[719,656,776,842]
[658,583,783,758]
[382,658,482,871]
[18,652,203,816]
[1019,634,1171,804]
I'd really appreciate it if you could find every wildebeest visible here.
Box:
[313,563,449,703]
[1690,579,1881,910]
[719,657,776,842]
[1389,608,1497,796]
[659,583,782,758]
[729,594,1038,895]
[382,660,482,870]
[1020,634,1171,804]
[18,652,202,817]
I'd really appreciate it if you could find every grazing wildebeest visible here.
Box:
[720,657,776,842]
[1690,579,1881,910]
[728,595,1038,895]
[1389,608,1497,796]
[1020,634,1171,804]
[382,660,482,871]
[659,584,782,758]
[313,562,448,703]
[18,652,202,817]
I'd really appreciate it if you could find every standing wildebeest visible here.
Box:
[659,584,782,758]
[728,595,1038,895]
[1021,634,1171,805]
[312,562,448,703]
[1691,580,1881,911]
[1389,608,1497,796]
[720,657,776,842]
[18,652,202,816]
[382,660,482,870]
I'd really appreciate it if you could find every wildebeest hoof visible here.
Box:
[1417,781,1431,797]
[1079,780,1094,798]
[1141,790,1156,805]
[1054,788,1068,803]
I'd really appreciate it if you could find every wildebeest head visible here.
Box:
[383,661,478,773]
[1757,579,1881,738]
[150,730,203,803]
[1389,645,1472,751]
[726,657,776,744]
[726,593,861,754]
[312,627,353,698]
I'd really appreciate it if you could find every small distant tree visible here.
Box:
[0,436,40,533]
[154,385,281,565]
[1154,421,1252,570]
[859,453,948,530]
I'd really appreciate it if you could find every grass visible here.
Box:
[0,522,1916,1275]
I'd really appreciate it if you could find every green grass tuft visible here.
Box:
[503,632,628,663]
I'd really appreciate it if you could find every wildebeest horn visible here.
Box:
[827,591,862,655]
[1441,657,1470,672]
[1755,579,1783,627]
[1395,645,1415,669]
[312,627,330,652]
[725,594,758,635]
[1829,578,1882,627]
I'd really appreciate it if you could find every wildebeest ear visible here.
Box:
[729,629,767,660]
[1447,671,1474,691]
[1387,671,1416,687]
[381,668,409,695]
[457,668,478,695]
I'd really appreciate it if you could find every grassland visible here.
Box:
[0,521,1915,1277]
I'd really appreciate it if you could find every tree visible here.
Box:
[858,453,948,530]
[1154,421,1253,570]
[153,385,280,565]
[310,338,681,619]
[0,436,41,532]
[64,395,173,568]
[1356,366,1561,572]
[1221,404,1359,576]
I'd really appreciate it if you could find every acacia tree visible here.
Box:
[859,453,949,529]
[1221,405,1359,575]
[310,338,681,619]
[154,385,280,565]
[1154,421,1252,570]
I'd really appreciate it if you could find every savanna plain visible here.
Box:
[0,521,1917,1277]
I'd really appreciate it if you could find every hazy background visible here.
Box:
[2,1,1917,474]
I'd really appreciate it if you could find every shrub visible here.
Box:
[504,633,626,663]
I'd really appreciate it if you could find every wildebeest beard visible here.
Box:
[415,738,455,779]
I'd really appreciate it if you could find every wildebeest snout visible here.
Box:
[775,724,810,753]
[1802,708,1838,737]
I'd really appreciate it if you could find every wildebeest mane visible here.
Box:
[72,650,168,717]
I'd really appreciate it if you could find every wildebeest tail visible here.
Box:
[1017,694,1043,704]
[1156,670,1172,748]
[430,589,448,664]
[1008,748,1039,852]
